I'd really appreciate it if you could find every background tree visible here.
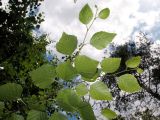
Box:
[0,0,60,119]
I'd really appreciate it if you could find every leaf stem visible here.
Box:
[75,6,99,56]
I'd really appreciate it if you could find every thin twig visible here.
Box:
[76,6,99,56]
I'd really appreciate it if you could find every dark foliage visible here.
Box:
[0,1,61,119]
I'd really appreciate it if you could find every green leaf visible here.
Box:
[101,58,121,73]
[82,69,100,82]
[28,103,46,111]
[75,83,88,96]
[137,68,143,74]
[77,102,96,120]
[56,89,82,112]
[56,89,75,112]
[0,83,23,101]
[6,114,24,120]
[125,56,141,68]
[49,112,67,120]
[56,61,77,81]
[99,8,110,19]
[89,81,112,100]
[118,74,141,93]
[26,95,46,112]
[0,102,4,110]
[90,31,116,50]
[79,4,93,24]
[27,110,47,120]
[29,64,56,89]
[74,55,99,78]
[56,89,95,120]
[56,32,77,55]
[0,101,4,116]
[101,108,117,119]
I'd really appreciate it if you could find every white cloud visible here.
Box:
[40,0,160,61]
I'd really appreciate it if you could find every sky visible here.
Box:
[40,0,160,61]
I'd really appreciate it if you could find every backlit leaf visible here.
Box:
[101,108,117,119]
[49,112,67,120]
[56,89,82,112]
[77,102,96,120]
[56,61,77,81]
[56,89,95,120]
[56,32,77,55]
[99,8,110,19]
[90,31,116,50]
[137,68,143,74]
[27,110,47,120]
[0,83,23,101]
[101,58,121,73]
[79,4,93,24]
[0,102,4,116]
[0,102,4,110]
[29,64,56,89]
[118,74,141,93]
[89,81,112,100]
[74,55,99,78]
[75,83,88,96]
[126,56,141,68]
[82,69,100,82]
[7,114,24,120]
